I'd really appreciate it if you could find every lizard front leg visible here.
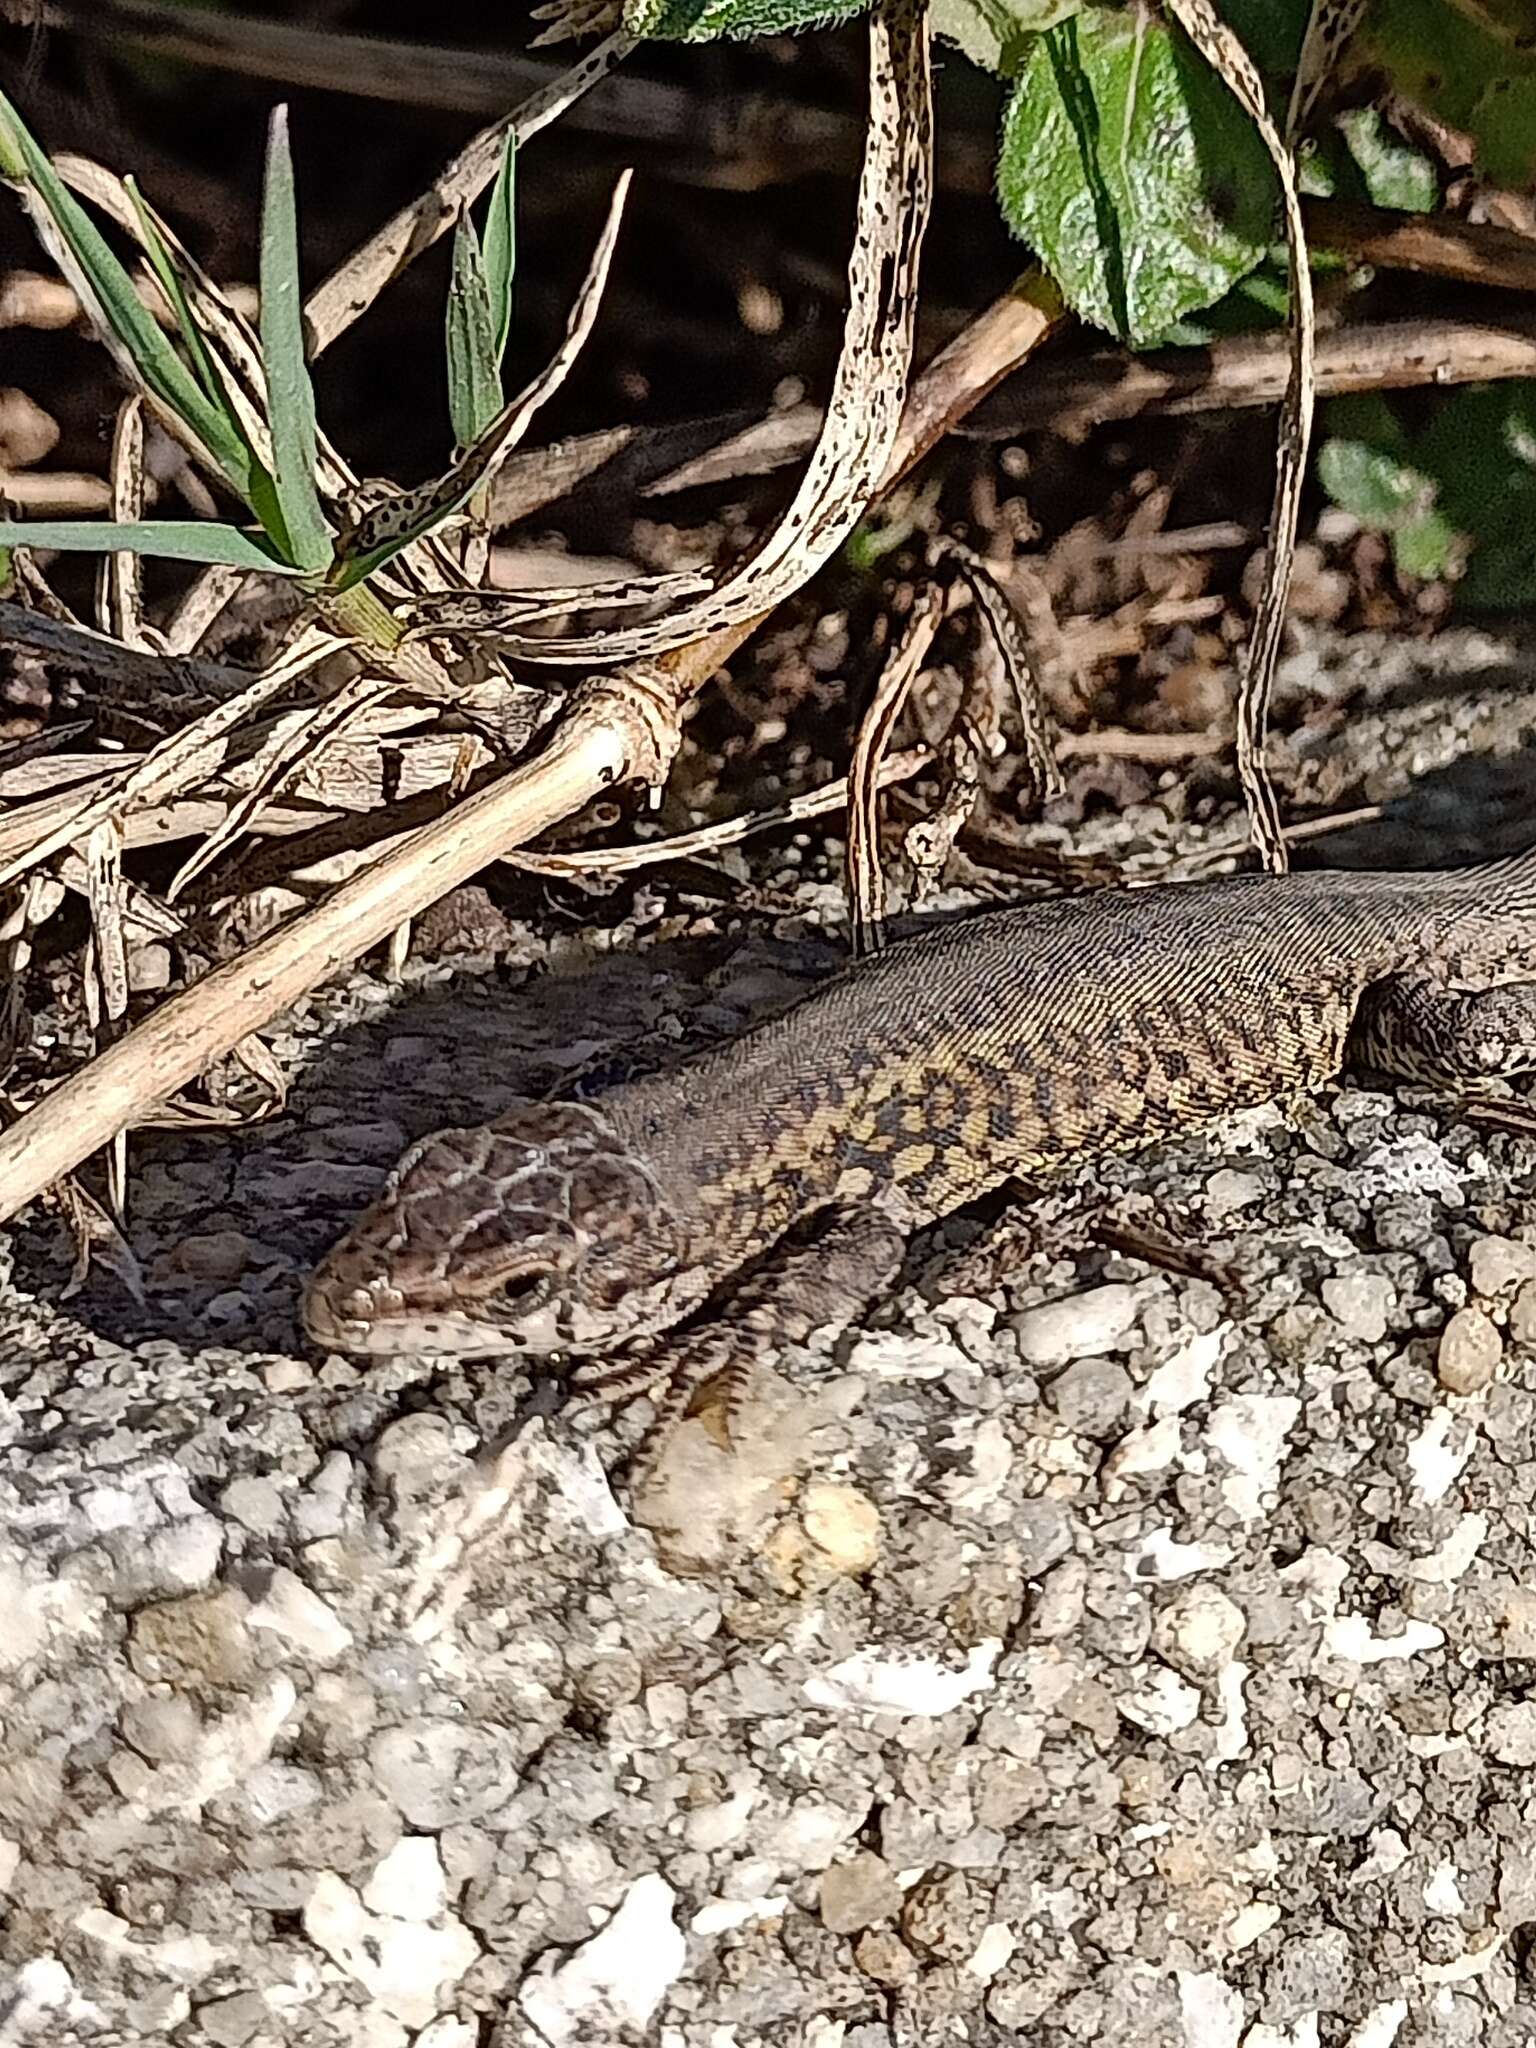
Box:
[1350,975,1536,1083]
[568,1207,907,1479]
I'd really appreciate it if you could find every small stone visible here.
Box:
[247,1567,353,1663]
[1030,1556,1087,1640]
[518,1873,685,2045]
[1151,1583,1246,1680]
[108,1515,224,1601]
[573,1651,644,1714]
[1047,1357,1134,1438]
[1470,1235,1536,1296]
[167,1230,251,1283]
[219,1477,286,1535]
[127,943,173,992]
[1321,1270,1394,1345]
[1013,1283,1140,1365]
[262,1359,312,1394]
[1438,1307,1502,1394]
[369,1719,521,1829]
[1014,1500,1074,1578]
[190,1991,269,2048]
[302,1871,477,2028]
[1487,1701,1536,1765]
[127,1589,253,1685]
[801,1484,881,1574]
[1118,1665,1200,1735]
[1204,1169,1266,1216]
[821,1852,903,1934]
[120,1695,201,1763]
[364,1836,448,1921]
[370,1414,471,1493]
[1511,1281,1536,1348]
[1495,1588,1536,1659]
[0,1755,63,1829]
[901,1870,985,1961]
[237,1761,322,1825]
[1500,1848,1536,1930]
[853,1928,917,1986]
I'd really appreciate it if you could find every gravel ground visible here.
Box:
[6,624,1536,2048]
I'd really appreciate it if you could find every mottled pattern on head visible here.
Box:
[303,1099,694,1359]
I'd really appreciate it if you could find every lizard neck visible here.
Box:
[600,1031,845,1272]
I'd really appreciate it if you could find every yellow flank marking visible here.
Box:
[894,1142,936,1181]
[961,1103,991,1153]
[835,1165,876,1201]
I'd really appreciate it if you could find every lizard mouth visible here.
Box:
[302,1251,565,1358]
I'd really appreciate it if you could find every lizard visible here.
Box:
[304,852,1536,1450]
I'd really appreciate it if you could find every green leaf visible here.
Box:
[1362,0,1536,190]
[1156,264,1291,346]
[1417,384,1536,611]
[446,207,503,450]
[258,106,331,575]
[122,177,289,549]
[623,0,864,36]
[125,177,230,413]
[482,130,517,367]
[996,8,1279,346]
[1319,386,1536,611]
[1389,507,1461,584]
[0,89,261,503]
[931,0,1080,80]
[1317,434,1434,531]
[0,519,301,570]
[1335,107,1438,214]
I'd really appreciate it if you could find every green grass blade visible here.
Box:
[446,206,502,449]
[0,90,260,503]
[121,177,291,548]
[258,107,331,575]
[482,130,517,366]
[0,519,302,571]
[124,177,226,410]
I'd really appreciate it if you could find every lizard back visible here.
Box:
[606,856,1536,1253]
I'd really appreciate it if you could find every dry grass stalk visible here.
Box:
[504,746,933,878]
[1165,0,1320,874]
[845,585,946,958]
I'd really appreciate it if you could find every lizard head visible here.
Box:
[302,1099,693,1360]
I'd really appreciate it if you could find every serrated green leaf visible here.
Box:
[483,131,517,367]
[931,0,1080,79]
[0,520,301,570]
[624,0,864,36]
[447,208,503,449]
[259,107,331,575]
[0,89,260,502]
[996,9,1279,346]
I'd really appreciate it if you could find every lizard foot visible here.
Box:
[616,1208,908,1489]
